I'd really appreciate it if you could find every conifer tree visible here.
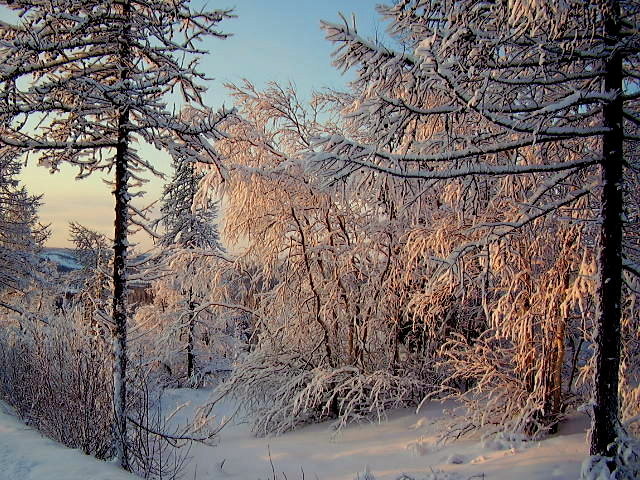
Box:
[156,156,224,380]
[159,158,222,251]
[0,150,47,311]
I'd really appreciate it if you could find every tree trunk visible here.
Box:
[112,0,132,470]
[547,314,566,435]
[546,256,572,435]
[590,0,623,463]
[187,287,196,380]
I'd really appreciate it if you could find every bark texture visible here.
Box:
[590,0,624,462]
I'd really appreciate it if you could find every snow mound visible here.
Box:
[445,454,466,464]
[406,436,441,456]
[0,403,135,480]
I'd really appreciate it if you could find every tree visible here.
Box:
[314,0,638,472]
[0,0,232,469]
[159,157,222,251]
[0,149,48,313]
[69,222,111,272]
[154,155,225,381]
[202,81,439,434]
[67,222,111,330]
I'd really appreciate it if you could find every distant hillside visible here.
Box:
[40,248,151,278]
[40,248,83,273]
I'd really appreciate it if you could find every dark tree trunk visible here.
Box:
[112,0,132,471]
[187,287,196,380]
[590,0,623,463]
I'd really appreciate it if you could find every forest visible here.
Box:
[0,1,638,479]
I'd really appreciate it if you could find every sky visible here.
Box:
[16,1,383,249]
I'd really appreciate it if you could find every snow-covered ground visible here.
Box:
[0,403,135,480]
[0,390,588,480]
[162,389,588,480]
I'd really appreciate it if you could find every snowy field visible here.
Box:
[0,403,135,480]
[162,389,587,480]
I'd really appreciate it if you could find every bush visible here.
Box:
[0,311,113,458]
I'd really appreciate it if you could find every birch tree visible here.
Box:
[313,0,639,472]
[0,0,231,469]
[202,81,446,434]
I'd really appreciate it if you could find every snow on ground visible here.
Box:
[162,389,588,480]
[0,390,588,480]
[0,403,136,480]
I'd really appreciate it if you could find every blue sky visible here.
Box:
[200,1,384,105]
[18,1,383,248]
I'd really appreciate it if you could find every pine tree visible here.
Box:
[0,0,232,469]
[159,158,222,251]
[156,156,224,381]
[0,149,48,312]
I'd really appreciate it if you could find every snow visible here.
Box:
[0,403,136,480]
[40,248,83,272]
[160,388,588,480]
[0,388,595,480]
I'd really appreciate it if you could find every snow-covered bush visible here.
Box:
[132,251,241,388]
[199,81,449,434]
[0,289,221,479]
[311,1,640,469]
[0,306,113,458]
[581,425,640,480]
[126,373,222,479]
[216,350,428,435]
